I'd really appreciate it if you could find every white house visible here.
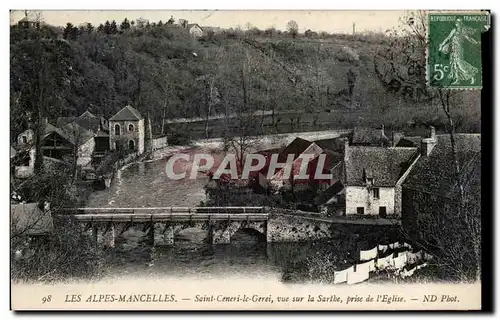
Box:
[187,23,204,38]
[343,139,419,217]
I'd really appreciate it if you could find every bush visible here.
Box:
[335,45,360,63]
[11,217,107,283]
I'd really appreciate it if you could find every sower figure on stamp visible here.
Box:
[438,18,479,85]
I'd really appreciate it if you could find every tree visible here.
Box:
[373,11,481,281]
[135,17,148,28]
[103,20,111,34]
[85,22,94,34]
[63,22,79,40]
[120,18,131,31]
[346,68,357,101]
[110,20,118,34]
[286,20,299,39]
[11,38,74,174]
[167,15,175,25]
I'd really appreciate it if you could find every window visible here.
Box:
[21,136,27,144]
[367,178,374,185]
[379,206,387,218]
[114,124,121,136]
[373,188,380,199]
[128,140,135,150]
[115,141,120,150]
[356,207,365,215]
[128,124,134,132]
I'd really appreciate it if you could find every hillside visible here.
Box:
[10,22,481,141]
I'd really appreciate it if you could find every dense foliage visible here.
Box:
[10,18,481,142]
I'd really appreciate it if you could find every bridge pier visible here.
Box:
[153,223,174,246]
[95,224,115,248]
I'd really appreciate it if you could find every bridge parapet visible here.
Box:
[61,206,266,215]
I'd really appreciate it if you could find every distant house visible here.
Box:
[14,119,96,178]
[258,137,342,192]
[402,131,481,239]
[62,122,95,167]
[343,139,419,217]
[17,16,40,29]
[109,105,145,155]
[187,23,204,38]
[350,125,403,147]
[57,110,110,154]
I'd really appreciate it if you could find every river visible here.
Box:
[84,141,391,284]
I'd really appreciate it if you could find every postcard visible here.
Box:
[9,9,488,311]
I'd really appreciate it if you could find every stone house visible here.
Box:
[343,139,419,217]
[109,105,145,155]
[14,120,95,178]
[401,132,481,239]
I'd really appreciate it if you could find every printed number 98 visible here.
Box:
[42,295,52,304]
[433,64,450,81]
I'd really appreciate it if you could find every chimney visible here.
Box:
[344,137,349,151]
[420,126,437,156]
[430,126,436,139]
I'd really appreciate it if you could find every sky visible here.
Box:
[10,10,406,34]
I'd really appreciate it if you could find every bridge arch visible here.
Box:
[228,221,267,242]
[231,227,267,242]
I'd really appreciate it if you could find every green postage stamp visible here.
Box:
[427,11,490,89]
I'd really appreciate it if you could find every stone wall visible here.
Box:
[345,186,395,216]
[267,214,332,242]
[151,136,168,150]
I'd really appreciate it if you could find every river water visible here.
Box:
[85,146,384,283]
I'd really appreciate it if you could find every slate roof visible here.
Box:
[11,203,54,236]
[74,117,102,133]
[315,181,345,205]
[62,122,95,145]
[351,127,390,146]
[187,23,203,30]
[259,138,313,176]
[345,146,419,187]
[109,105,143,121]
[278,137,313,163]
[314,137,346,152]
[42,122,73,142]
[403,134,481,196]
[95,129,109,137]
[55,116,79,128]
[396,136,422,148]
[79,110,97,118]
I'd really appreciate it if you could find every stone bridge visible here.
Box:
[60,207,268,248]
[59,207,400,248]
